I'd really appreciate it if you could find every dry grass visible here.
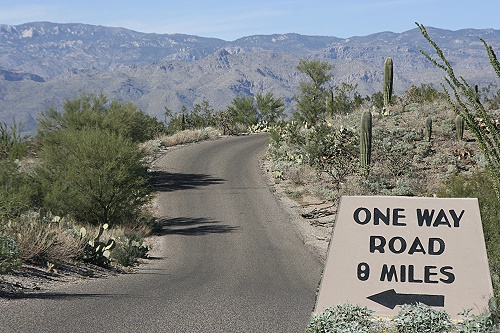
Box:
[5,215,84,263]
[157,127,222,147]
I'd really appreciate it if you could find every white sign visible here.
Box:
[314,196,493,317]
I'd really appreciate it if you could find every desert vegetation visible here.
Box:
[1,20,500,331]
[0,93,163,271]
[0,84,288,273]
[264,24,500,331]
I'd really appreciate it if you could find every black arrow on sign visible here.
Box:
[367,289,445,309]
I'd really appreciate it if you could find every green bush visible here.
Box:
[0,159,38,221]
[437,169,500,296]
[293,59,334,125]
[0,232,20,274]
[398,84,446,105]
[36,127,151,226]
[392,303,454,333]
[37,92,163,144]
[307,304,382,333]
[309,302,497,333]
[0,121,27,160]
[227,95,259,128]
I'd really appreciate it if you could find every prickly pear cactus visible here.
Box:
[79,224,116,267]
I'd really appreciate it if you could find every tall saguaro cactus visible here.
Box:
[384,57,394,107]
[425,116,433,142]
[360,111,372,173]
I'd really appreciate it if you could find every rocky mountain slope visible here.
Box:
[1,22,500,133]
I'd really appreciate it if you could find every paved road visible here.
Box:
[0,134,323,332]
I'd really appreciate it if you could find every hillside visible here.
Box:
[1,22,500,133]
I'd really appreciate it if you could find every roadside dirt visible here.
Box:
[260,158,334,263]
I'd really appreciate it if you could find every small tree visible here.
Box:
[293,59,334,125]
[417,22,500,198]
[327,82,362,116]
[37,92,163,144]
[37,127,151,226]
[227,95,259,127]
[255,91,285,124]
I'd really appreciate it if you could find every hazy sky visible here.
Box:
[0,0,498,41]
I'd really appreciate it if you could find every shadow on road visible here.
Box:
[149,171,225,192]
[0,291,119,300]
[155,217,238,236]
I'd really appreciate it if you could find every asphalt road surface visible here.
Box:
[0,134,323,333]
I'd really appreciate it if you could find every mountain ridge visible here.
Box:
[1,22,500,133]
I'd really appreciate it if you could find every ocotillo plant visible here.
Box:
[360,111,372,174]
[417,22,500,198]
[425,116,432,142]
[455,115,465,141]
[384,57,393,107]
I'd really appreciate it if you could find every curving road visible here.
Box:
[0,134,323,332]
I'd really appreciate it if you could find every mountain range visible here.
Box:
[1,21,500,134]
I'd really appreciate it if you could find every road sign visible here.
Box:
[314,196,493,318]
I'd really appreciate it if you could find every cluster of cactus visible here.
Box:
[360,111,372,174]
[384,57,394,107]
[78,224,115,267]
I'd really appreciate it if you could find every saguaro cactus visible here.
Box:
[425,116,433,142]
[455,115,465,141]
[325,89,334,114]
[360,111,372,173]
[384,57,394,107]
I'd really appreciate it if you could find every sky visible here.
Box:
[0,0,499,41]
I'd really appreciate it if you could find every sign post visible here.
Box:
[314,196,493,318]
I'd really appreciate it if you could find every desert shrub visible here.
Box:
[370,91,385,110]
[302,123,359,190]
[111,231,149,267]
[418,23,500,198]
[398,84,446,106]
[0,121,27,160]
[293,59,334,126]
[0,159,39,221]
[37,92,163,144]
[309,303,497,333]
[158,127,221,147]
[307,304,382,333]
[36,127,151,226]
[226,95,259,128]
[165,101,218,134]
[456,308,498,333]
[392,303,454,333]
[255,91,285,124]
[436,168,500,296]
[4,215,83,263]
[0,232,21,274]
[327,82,363,116]
[269,121,359,189]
